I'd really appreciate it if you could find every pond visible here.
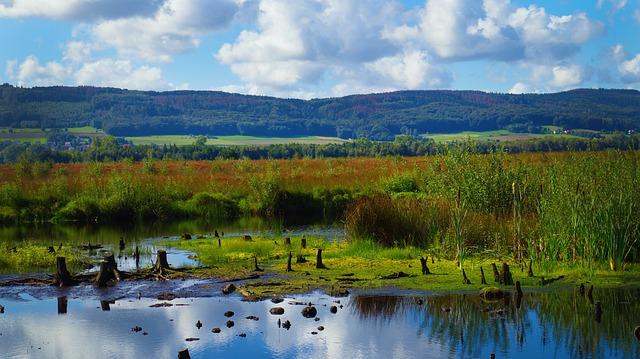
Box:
[0,287,638,358]
[0,219,345,275]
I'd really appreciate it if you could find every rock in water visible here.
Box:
[224,311,234,317]
[226,320,234,328]
[222,284,236,295]
[330,305,338,314]
[0,304,4,314]
[270,307,285,315]
[302,306,318,318]
[211,327,221,333]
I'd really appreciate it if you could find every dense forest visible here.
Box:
[2,134,639,164]
[1,84,639,140]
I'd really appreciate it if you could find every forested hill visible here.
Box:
[1,84,639,140]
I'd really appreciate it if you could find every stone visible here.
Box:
[302,306,318,318]
[270,307,285,315]
[211,327,221,333]
[224,311,234,317]
[226,320,235,328]
[330,305,338,314]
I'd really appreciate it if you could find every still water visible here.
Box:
[0,288,639,359]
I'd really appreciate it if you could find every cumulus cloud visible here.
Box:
[6,55,178,90]
[5,56,69,87]
[549,64,585,89]
[0,0,162,21]
[509,82,529,94]
[63,41,93,63]
[93,0,240,62]
[611,45,640,83]
[417,0,603,62]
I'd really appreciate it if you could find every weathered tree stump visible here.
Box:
[527,259,534,277]
[480,267,487,285]
[462,269,471,284]
[244,235,252,241]
[214,230,219,238]
[95,255,121,287]
[218,238,221,247]
[178,349,191,359]
[419,257,430,275]
[501,263,514,285]
[134,246,140,269]
[284,237,291,246]
[287,251,293,272]
[254,256,263,272]
[316,248,326,269]
[491,263,500,283]
[48,246,55,254]
[119,238,125,251]
[53,256,77,287]
[57,296,68,314]
[301,237,307,249]
[296,255,307,263]
[154,250,170,273]
[101,300,111,311]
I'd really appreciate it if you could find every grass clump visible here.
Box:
[0,243,90,274]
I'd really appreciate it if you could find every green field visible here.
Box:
[422,129,584,142]
[125,135,350,146]
[0,126,104,143]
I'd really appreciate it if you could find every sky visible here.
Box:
[0,0,639,99]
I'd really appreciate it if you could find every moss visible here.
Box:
[162,236,640,297]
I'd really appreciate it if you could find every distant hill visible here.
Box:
[1,84,638,140]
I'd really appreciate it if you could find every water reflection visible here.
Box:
[0,289,638,359]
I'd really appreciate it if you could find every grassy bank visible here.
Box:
[0,242,90,274]
[162,236,640,296]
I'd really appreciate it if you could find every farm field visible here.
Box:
[421,129,585,142]
[124,134,350,146]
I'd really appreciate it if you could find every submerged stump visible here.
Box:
[53,256,77,287]
[95,254,121,287]
[316,249,326,269]
[480,267,487,285]
[286,252,293,272]
[301,237,307,249]
[419,257,431,275]
[57,296,68,314]
[501,263,514,285]
[491,263,500,283]
[154,250,171,273]
[462,269,471,284]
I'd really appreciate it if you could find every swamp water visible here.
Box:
[0,222,639,358]
[0,288,639,358]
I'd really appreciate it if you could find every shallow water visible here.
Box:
[0,288,638,359]
[0,219,344,274]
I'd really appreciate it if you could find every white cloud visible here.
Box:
[6,55,69,87]
[63,41,93,63]
[0,0,162,21]
[596,0,628,11]
[634,10,640,23]
[365,50,450,89]
[93,0,240,62]
[549,64,585,89]
[612,45,640,83]
[6,55,179,90]
[509,82,529,94]
[417,0,602,62]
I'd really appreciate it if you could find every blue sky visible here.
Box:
[0,0,639,98]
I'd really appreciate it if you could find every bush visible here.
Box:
[382,174,420,193]
[178,192,240,220]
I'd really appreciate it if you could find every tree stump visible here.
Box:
[579,283,585,296]
[134,246,140,269]
[419,257,430,275]
[462,269,471,284]
[527,259,534,277]
[287,251,293,272]
[214,230,219,238]
[480,267,487,285]
[95,254,121,287]
[491,263,500,283]
[57,296,68,314]
[284,237,291,246]
[48,246,55,254]
[501,263,514,285]
[101,300,111,311]
[316,248,326,269]
[254,256,263,272]
[218,238,221,247]
[178,349,191,359]
[54,256,77,287]
[154,250,170,273]
[119,238,125,251]
[301,237,307,249]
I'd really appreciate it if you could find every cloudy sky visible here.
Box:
[1,0,639,98]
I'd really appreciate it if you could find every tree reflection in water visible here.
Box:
[349,289,640,358]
